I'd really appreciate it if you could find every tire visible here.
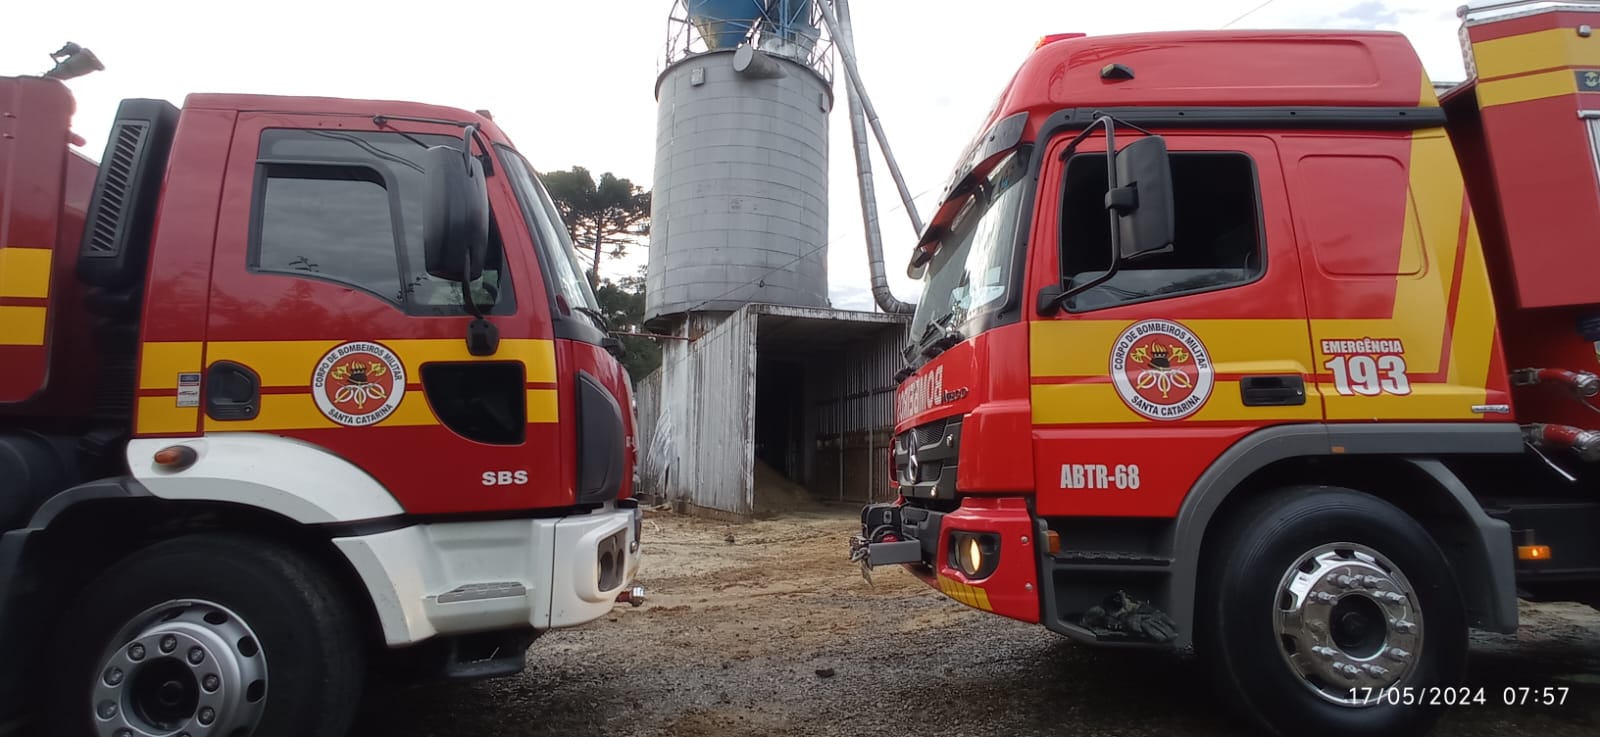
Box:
[1197,486,1468,737]
[45,533,366,737]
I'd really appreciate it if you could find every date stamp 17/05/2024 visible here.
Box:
[1349,686,1572,707]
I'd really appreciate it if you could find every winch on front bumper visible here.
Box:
[849,501,940,574]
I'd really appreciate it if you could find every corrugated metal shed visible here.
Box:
[636,303,909,517]
[638,310,756,517]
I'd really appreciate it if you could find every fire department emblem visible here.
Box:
[311,341,407,427]
[1109,319,1213,421]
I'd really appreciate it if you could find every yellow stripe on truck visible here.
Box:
[0,306,47,346]
[132,339,566,431]
[139,342,205,388]
[1029,319,1312,378]
[135,398,198,435]
[203,393,441,432]
[1032,382,1324,425]
[937,574,993,612]
[0,247,52,299]
[202,338,560,388]
[1477,68,1580,108]
[1471,27,1600,81]
[527,388,561,423]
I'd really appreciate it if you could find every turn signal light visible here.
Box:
[153,445,197,471]
[1046,530,1061,555]
[1517,545,1552,561]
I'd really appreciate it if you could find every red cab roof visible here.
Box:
[181,92,514,147]
[994,29,1436,143]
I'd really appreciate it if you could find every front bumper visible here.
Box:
[854,496,1040,624]
[334,502,643,647]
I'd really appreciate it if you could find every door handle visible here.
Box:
[1240,375,1306,406]
[206,361,261,421]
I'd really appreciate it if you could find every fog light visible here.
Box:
[948,532,999,579]
[958,536,983,576]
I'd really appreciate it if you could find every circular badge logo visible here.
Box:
[311,341,406,427]
[1109,319,1213,421]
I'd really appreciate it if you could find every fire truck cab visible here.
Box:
[1,54,640,737]
[856,3,1600,736]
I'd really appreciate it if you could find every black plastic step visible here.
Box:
[1055,550,1173,567]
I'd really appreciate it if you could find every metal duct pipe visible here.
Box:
[733,44,787,78]
[818,0,925,237]
[829,0,913,313]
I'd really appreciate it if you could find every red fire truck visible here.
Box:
[1,47,642,736]
[854,2,1600,736]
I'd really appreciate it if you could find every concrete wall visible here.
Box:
[645,48,833,326]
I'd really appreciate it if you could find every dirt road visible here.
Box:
[352,504,1600,737]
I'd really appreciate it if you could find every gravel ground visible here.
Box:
[350,504,1600,737]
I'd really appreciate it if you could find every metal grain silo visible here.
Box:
[645,0,834,328]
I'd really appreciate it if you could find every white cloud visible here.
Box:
[3,1,1472,311]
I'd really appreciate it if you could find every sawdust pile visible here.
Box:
[752,460,818,516]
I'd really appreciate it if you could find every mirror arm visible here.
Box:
[459,246,499,357]
[1039,115,1123,317]
[466,126,495,176]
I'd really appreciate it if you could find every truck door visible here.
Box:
[1281,129,1501,421]
[1029,133,1319,518]
[201,113,565,515]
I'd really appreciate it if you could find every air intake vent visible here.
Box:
[84,122,146,255]
[77,98,179,289]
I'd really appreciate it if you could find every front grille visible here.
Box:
[910,417,949,449]
[893,417,962,495]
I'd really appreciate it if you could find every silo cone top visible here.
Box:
[687,0,763,49]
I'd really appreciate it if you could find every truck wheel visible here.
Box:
[1199,486,1467,737]
[45,533,366,737]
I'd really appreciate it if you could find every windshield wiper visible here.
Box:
[572,305,629,360]
[907,311,963,363]
[573,305,612,333]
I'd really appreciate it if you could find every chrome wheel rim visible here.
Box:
[91,599,268,736]
[1273,542,1423,706]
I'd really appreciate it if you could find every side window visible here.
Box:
[256,166,402,302]
[1061,151,1263,311]
[250,128,514,314]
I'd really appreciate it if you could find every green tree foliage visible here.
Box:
[592,266,663,382]
[539,166,651,287]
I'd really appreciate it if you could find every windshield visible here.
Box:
[907,151,1030,354]
[496,145,602,312]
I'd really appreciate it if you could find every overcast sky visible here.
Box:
[5,0,1471,311]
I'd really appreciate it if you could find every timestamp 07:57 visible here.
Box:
[1348,686,1571,707]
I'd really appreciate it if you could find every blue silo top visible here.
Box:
[686,0,763,50]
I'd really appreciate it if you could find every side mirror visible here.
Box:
[1107,135,1175,262]
[423,144,490,283]
[602,336,626,360]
